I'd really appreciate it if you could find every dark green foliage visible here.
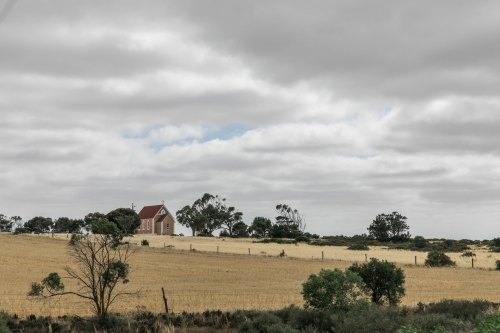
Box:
[425,251,456,267]
[495,260,500,271]
[301,269,367,311]
[473,313,500,333]
[347,243,369,250]
[413,236,428,249]
[295,235,310,243]
[348,258,406,305]
[270,223,302,239]
[426,299,494,321]
[0,215,13,233]
[239,313,299,333]
[460,251,476,257]
[24,216,53,233]
[106,208,140,235]
[0,311,11,333]
[249,217,273,237]
[367,212,411,243]
[232,221,250,237]
[83,212,106,231]
[53,217,84,233]
[141,239,149,246]
[340,305,406,333]
[405,313,470,332]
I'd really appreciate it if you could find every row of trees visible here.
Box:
[175,193,307,237]
[3,208,141,235]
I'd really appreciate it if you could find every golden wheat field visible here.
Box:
[1,233,500,317]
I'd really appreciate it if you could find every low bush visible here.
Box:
[0,311,11,333]
[141,239,149,246]
[460,251,476,257]
[425,251,456,267]
[495,260,500,271]
[295,235,310,243]
[426,299,494,322]
[238,313,298,333]
[347,243,369,251]
[473,313,500,333]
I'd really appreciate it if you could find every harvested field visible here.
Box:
[1,233,500,317]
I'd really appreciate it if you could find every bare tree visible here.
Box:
[28,224,139,317]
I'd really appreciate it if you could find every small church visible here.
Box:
[136,203,175,236]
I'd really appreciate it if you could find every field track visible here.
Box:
[1,233,500,317]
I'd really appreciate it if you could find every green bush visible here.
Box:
[495,260,500,271]
[473,313,500,333]
[347,243,369,251]
[0,311,11,333]
[238,313,298,333]
[407,313,469,332]
[339,305,406,333]
[348,258,406,305]
[424,251,456,267]
[141,239,149,246]
[460,251,476,258]
[301,268,367,311]
[294,235,310,243]
[426,299,493,321]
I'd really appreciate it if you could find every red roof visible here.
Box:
[157,214,168,222]
[138,205,163,219]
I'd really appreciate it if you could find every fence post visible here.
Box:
[190,244,192,251]
[415,256,417,265]
[365,254,367,262]
[248,248,250,255]
[472,258,474,268]
[322,251,324,260]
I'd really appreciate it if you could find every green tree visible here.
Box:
[301,268,367,311]
[53,217,84,233]
[84,212,106,232]
[275,204,306,234]
[28,228,136,318]
[348,258,406,305]
[0,214,13,232]
[192,193,226,236]
[24,216,53,234]
[367,212,411,243]
[106,208,140,235]
[248,217,272,237]
[176,205,206,236]
[424,250,456,267]
[232,221,249,237]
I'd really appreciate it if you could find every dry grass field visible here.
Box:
[1,233,500,317]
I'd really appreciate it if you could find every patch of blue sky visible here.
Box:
[199,123,253,143]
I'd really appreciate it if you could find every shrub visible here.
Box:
[347,243,369,251]
[141,239,149,246]
[473,313,500,333]
[348,258,406,305]
[238,313,298,333]
[407,313,469,332]
[301,268,367,311]
[495,260,500,271]
[425,251,456,267]
[426,299,493,321]
[413,236,428,249]
[460,251,476,257]
[340,305,406,333]
[294,235,310,243]
[0,311,11,333]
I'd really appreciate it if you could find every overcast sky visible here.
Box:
[1,1,499,239]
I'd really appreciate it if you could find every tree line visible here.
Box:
[175,193,309,238]
[0,208,141,235]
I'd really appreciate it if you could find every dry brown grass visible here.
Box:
[1,233,500,317]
